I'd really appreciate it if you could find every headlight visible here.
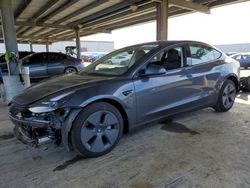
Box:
[29,92,74,113]
[29,101,58,113]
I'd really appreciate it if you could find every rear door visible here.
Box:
[134,45,194,123]
[47,53,66,76]
[185,43,223,107]
[23,53,48,79]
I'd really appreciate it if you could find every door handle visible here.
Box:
[122,90,133,96]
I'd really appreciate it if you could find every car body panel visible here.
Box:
[26,53,48,78]
[9,41,240,151]
[21,52,84,80]
[133,67,193,123]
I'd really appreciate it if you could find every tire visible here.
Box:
[64,67,77,74]
[240,76,250,92]
[214,79,236,112]
[71,102,124,158]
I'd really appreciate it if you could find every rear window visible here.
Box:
[187,44,222,66]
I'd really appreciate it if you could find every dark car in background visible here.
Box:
[0,51,34,73]
[230,53,250,69]
[22,52,84,80]
[9,41,240,158]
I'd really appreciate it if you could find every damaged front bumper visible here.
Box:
[10,113,50,128]
[9,103,65,147]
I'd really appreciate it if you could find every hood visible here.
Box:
[12,74,114,106]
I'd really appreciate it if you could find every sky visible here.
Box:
[81,1,250,49]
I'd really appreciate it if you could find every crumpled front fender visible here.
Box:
[61,108,81,151]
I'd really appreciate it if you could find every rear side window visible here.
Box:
[49,53,67,61]
[187,44,222,66]
[28,53,47,64]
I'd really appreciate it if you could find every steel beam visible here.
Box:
[15,21,72,29]
[15,0,32,19]
[169,0,210,13]
[70,0,147,27]
[54,0,109,25]
[40,0,79,21]
[46,40,49,52]
[0,0,19,74]
[81,2,156,28]
[156,0,168,40]
[17,0,60,37]
[29,42,33,51]
[75,29,81,59]
[55,12,156,41]
[32,0,60,22]
[0,0,24,103]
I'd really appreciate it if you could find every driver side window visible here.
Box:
[147,46,184,71]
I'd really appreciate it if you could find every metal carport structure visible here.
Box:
[0,0,248,102]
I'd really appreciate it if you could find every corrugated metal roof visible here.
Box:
[0,0,248,44]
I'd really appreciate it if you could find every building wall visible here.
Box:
[215,43,250,53]
[0,40,114,53]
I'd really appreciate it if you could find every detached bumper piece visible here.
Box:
[9,103,63,147]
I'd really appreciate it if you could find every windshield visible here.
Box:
[80,44,159,76]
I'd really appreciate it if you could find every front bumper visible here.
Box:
[9,102,68,147]
[9,112,50,128]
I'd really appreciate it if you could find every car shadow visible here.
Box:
[53,155,85,171]
[160,119,200,135]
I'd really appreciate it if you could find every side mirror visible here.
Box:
[139,64,166,77]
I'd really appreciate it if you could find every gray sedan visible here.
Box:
[10,41,240,158]
[22,52,84,80]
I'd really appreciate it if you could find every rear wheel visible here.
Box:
[214,79,236,112]
[71,102,123,158]
[64,67,77,74]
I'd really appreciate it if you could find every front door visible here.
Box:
[134,46,194,124]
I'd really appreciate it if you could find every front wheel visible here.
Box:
[71,102,123,158]
[214,80,236,112]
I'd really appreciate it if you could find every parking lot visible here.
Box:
[0,70,249,188]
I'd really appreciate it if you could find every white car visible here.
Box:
[107,55,130,65]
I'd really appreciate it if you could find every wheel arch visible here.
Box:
[62,96,130,151]
[226,74,239,91]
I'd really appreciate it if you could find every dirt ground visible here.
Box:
[0,70,250,188]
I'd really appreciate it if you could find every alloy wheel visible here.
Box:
[81,110,120,153]
[222,83,236,109]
